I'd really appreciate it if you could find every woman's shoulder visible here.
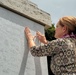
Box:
[50,38,65,43]
[49,38,76,46]
[52,37,76,42]
[48,38,65,46]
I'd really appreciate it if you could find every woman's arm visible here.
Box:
[28,39,36,48]
[30,39,62,57]
[25,27,61,57]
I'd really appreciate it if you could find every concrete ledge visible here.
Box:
[0,0,51,28]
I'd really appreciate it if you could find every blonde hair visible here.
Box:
[58,16,76,34]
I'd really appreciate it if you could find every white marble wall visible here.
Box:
[0,17,24,75]
[0,7,48,75]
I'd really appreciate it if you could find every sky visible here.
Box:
[30,0,76,25]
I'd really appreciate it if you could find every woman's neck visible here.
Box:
[62,32,76,38]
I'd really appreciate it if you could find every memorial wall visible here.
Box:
[0,0,51,75]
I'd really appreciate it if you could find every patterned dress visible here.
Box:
[30,38,76,75]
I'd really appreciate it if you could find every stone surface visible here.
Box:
[0,0,51,28]
[0,17,24,75]
[0,7,48,75]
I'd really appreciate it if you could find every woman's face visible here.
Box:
[54,22,67,38]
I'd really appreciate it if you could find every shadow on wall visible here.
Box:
[47,56,54,75]
[45,24,56,75]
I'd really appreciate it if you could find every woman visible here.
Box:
[25,16,76,75]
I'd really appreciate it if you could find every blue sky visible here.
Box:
[30,0,76,25]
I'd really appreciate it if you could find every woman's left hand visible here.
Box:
[24,27,34,41]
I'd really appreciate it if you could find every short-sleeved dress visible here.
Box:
[30,38,76,75]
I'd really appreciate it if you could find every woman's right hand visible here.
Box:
[36,31,48,44]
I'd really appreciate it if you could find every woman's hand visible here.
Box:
[36,31,48,44]
[24,27,34,41]
[24,27,36,48]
